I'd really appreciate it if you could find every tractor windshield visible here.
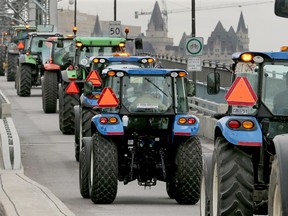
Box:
[30,36,51,53]
[122,76,173,113]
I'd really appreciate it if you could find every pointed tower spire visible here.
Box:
[147,1,165,32]
[91,15,103,36]
[237,11,248,33]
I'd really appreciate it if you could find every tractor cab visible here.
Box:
[208,50,288,139]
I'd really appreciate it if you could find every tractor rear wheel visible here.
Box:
[174,136,202,204]
[90,134,118,204]
[200,152,213,216]
[17,64,32,96]
[0,46,5,76]
[7,53,17,81]
[42,72,58,113]
[211,137,254,216]
[268,156,282,216]
[74,105,80,161]
[79,137,92,198]
[82,107,99,137]
[60,83,79,134]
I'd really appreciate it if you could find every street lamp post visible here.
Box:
[69,0,77,36]
[114,0,117,21]
[191,0,197,95]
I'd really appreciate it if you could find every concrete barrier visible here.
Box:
[188,96,228,141]
[0,90,22,170]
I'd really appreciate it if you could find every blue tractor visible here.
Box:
[79,68,202,204]
[74,55,157,162]
[201,50,288,215]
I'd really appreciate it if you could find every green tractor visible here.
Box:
[40,36,74,113]
[16,31,63,96]
[58,36,128,134]
[5,25,37,81]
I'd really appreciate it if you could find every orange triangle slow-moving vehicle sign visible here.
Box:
[98,87,119,108]
[86,70,102,87]
[66,81,80,94]
[225,77,258,106]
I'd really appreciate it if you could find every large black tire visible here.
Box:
[79,137,92,198]
[42,72,58,113]
[60,83,79,134]
[200,152,213,216]
[6,53,18,81]
[89,134,118,204]
[174,136,202,204]
[268,156,282,216]
[82,107,99,137]
[58,84,64,132]
[166,177,176,199]
[74,105,80,161]
[17,64,32,96]
[0,46,5,76]
[211,137,254,216]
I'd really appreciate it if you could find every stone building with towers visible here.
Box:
[57,1,249,64]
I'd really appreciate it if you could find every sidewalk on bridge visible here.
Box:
[0,169,75,216]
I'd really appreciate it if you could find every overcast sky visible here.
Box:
[58,0,288,52]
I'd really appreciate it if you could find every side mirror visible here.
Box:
[207,72,220,95]
[275,0,288,18]
[38,40,43,48]
[57,41,63,48]
[83,81,93,96]
[135,38,143,50]
[185,79,195,97]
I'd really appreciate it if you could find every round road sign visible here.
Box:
[186,38,203,55]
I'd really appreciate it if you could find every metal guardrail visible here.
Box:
[0,90,21,170]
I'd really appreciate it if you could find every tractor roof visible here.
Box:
[91,55,155,63]
[28,32,63,37]
[232,51,288,61]
[74,37,126,46]
[112,68,187,76]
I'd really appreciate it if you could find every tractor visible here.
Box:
[74,55,157,161]
[40,36,74,113]
[0,31,11,76]
[78,68,202,205]
[5,25,37,81]
[201,50,288,215]
[16,30,63,96]
[58,36,130,135]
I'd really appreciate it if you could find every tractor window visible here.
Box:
[175,77,189,113]
[30,36,48,53]
[262,62,288,115]
[122,75,173,113]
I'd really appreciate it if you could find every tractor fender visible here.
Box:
[273,134,288,215]
[216,116,262,146]
[18,54,36,65]
[61,69,69,82]
[80,94,99,109]
[43,63,60,71]
[61,69,78,82]
[91,114,124,136]
[172,114,200,136]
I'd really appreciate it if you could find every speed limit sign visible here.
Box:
[109,21,121,37]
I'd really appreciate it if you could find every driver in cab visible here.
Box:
[129,82,167,112]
